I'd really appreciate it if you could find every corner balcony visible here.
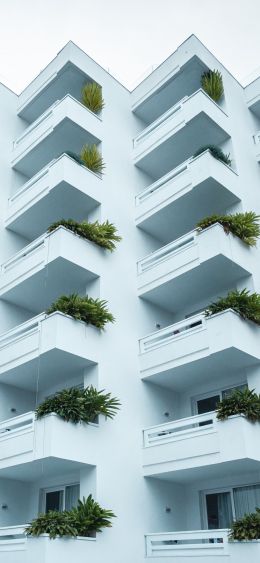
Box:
[133,90,230,180]
[0,226,101,312]
[139,310,260,390]
[145,530,260,562]
[0,412,98,479]
[6,154,102,240]
[0,533,100,563]
[143,413,260,481]
[12,95,101,177]
[135,150,239,243]
[0,312,99,391]
[137,224,252,313]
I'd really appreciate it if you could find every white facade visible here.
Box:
[0,35,260,562]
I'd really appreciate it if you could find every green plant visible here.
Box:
[205,289,260,325]
[201,69,224,102]
[217,388,260,422]
[69,496,115,536]
[193,144,231,166]
[81,82,104,113]
[196,212,260,247]
[36,386,120,423]
[46,293,115,330]
[229,508,260,540]
[48,219,121,251]
[80,144,105,175]
[26,496,115,539]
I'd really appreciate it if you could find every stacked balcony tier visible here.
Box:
[12,95,101,177]
[139,310,260,390]
[0,312,99,390]
[137,223,253,312]
[0,226,102,311]
[6,154,102,239]
[135,151,239,243]
[133,90,231,180]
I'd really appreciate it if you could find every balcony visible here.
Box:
[245,76,260,117]
[133,90,230,180]
[145,530,260,561]
[137,223,252,313]
[12,95,101,177]
[253,131,260,162]
[0,226,101,312]
[0,532,99,563]
[0,411,98,479]
[139,310,260,390]
[0,312,99,391]
[135,151,239,243]
[6,154,102,240]
[143,413,260,481]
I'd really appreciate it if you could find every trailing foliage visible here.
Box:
[205,289,260,326]
[201,69,224,102]
[48,219,121,251]
[229,508,260,541]
[81,82,104,113]
[46,293,115,330]
[196,211,260,247]
[80,144,105,174]
[26,496,115,539]
[36,386,120,423]
[193,144,231,166]
[216,388,260,422]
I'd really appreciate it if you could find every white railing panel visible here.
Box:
[0,314,45,350]
[146,529,229,557]
[133,96,188,147]
[137,230,197,274]
[135,157,191,205]
[143,411,216,447]
[0,412,35,440]
[140,313,205,353]
[1,234,47,274]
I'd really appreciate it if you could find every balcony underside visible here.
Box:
[1,257,97,312]
[0,456,90,481]
[137,176,238,244]
[141,347,260,392]
[139,254,250,313]
[145,457,260,484]
[12,120,99,177]
[135,113,229,180]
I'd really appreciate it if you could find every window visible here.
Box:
[41,483,80,513]
[202,483,260,529]
[192,383,247,415]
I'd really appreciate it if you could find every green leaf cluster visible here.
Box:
[36,386,120,423]
[80,144,105,174]
[217,388,260,422]
[193,144,231,166]
[205,289,260,326]
[46,293,115,330]
[196,211,260,247]
[48,219,121,251]
[81,82,104,113]
[26,495,115,539]
[201,69,224,102]
[229,508,260,541]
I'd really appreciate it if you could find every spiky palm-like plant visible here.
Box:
[196,211,260,247]
[81,82,104,113]
[48,219,121,251]
[229,508,260,541]
[80,144,105,175]
[216,388,260,422]
[193,145,231,166]
[46,293,114,330]
[201,69,224,102]
[36,386,120,423]
[205,289,260,326]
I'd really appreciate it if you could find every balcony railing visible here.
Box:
[140,312,204,354]
[143,411,215,447]
[137,229,196,274]
[135,156,192,206]
[133,96,188,147]
[146,529,229,557]
[0,314,44,350]
[0,412,34,438]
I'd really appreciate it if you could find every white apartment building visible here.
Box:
[0,34,259,562]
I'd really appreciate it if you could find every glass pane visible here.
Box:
[65,484,80,510]
[206,492,233,529]
[197,396,220,414]
[222,384,247,399]
[45,490,64,512]
[234,484,260,518]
